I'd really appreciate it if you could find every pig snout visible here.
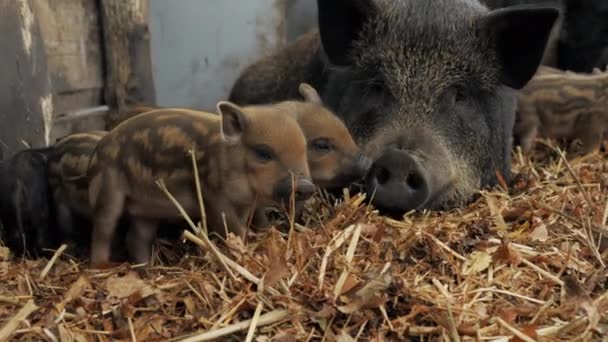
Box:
[365,147,431,213]
[275,177,316,202]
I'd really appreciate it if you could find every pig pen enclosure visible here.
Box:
[1,1,607,341]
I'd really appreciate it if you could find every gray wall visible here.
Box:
[148,0,318,112]
[286,0,317,41]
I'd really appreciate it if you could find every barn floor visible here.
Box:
[1,141,608,341]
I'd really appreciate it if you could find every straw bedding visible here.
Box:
[1,140,607,341]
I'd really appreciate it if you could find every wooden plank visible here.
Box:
[0,1,53,159]
[30,0,105,117]
[50,106,108,143]
[99,0,156,128]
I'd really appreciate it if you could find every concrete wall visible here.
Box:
[286,0,317,41]
[148,0,317,111]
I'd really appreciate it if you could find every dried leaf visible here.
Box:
[502,207,529,221]
[457,322,479,336]
[55,275,91,312]
[263,231,289,288]
[102,318,114,334]
[578,168,595,184]
[359,223,379,237]
[581,301,600,331]
[58,324,88,342]
[336,330,356,342]
[105,271,157,300]
[339,274,361,296]
[473,303,488,319]
[496,170,509,191]
[312,310,332,332]
[295,235,314,270]
[127,291,144,306]
[492,241,522,266]
[462,251,492,275]
[225,232,248,260]
[528,219,548,242]
[584,269,608,293]
[498,308,518,324]
[134,316,165,340]
[485,194,508,231]
[272,331,298,342]
[314,304,335,320]
[509,324,538,342]
[337,272,392,314]
[183,296,197,315]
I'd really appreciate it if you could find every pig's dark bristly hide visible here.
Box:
[229,0,558,214]
[0,147,59,259]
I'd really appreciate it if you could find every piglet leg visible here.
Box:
[574,113,604,156]
[205,198,248,240]
[89,170,126,267]
[126,217,159,265]
[53,196,77,254]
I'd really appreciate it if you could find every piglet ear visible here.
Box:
[480,5,559,89]
[298,83,323,104]
[217,101,247,144]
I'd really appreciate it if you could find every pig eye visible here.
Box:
[366,82,385,97]
[453,86,469,104]
[252,145,275,163]
[311,138,334,153]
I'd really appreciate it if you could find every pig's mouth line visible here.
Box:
[327,170,369,189]
[364,171,458,212]
[364,177,427,212]
[423,178,457,210]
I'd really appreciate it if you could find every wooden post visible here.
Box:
[98,0,156,129]
[0,1,53,159]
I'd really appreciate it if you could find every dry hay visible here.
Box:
[1,140,608,342]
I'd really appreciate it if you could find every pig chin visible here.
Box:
[361,131,477,214]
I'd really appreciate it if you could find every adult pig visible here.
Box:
[229,0,559,214]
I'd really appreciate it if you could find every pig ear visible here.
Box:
[298,83,323,104]
[317,0,379,66]
[481,5,559,89]
[217,101,247,144]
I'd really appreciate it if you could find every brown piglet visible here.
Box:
[252,83,371,229]
[514,65,608,156]
[292,83,371,190]
[86,102,313,266]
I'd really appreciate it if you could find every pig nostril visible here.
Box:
[375,167,390,185]
[406,170,425,190]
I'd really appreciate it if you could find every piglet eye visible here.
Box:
[311,138,333,153]
[252,145,275,163]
